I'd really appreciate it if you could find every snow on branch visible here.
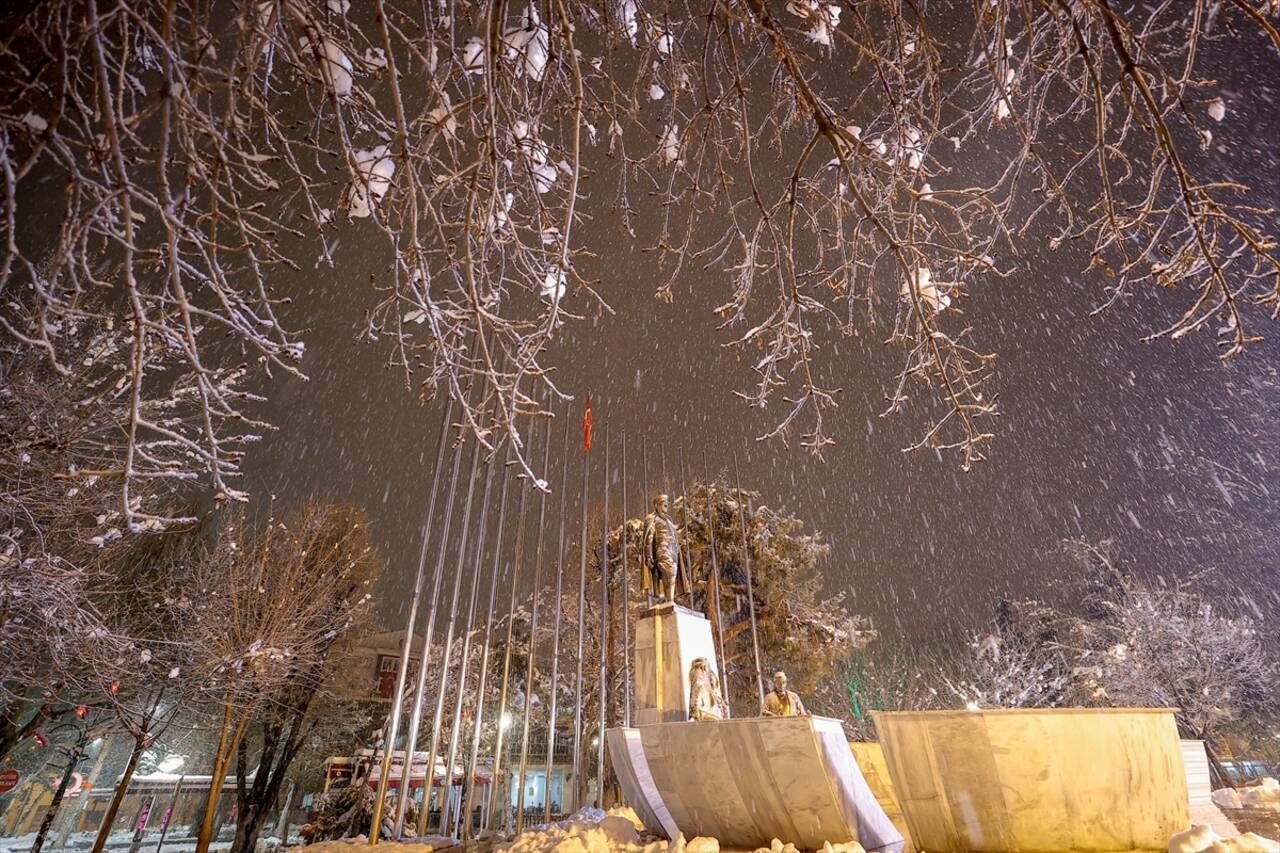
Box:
[2,0,1278,509]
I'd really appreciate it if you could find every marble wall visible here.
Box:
[606,716,905,853]
[874,708,1189,852]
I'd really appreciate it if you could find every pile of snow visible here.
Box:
[1212,778,1280,811]
[496,808,865,853]
[345,145,397,218]
[1169,825,1280,853]
[498,806,657,853]
[292,835,454,853]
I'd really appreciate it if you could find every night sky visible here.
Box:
[238,31,1280,647]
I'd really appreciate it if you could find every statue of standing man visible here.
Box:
[642,494,689,604]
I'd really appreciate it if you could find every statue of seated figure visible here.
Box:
[761,670,807,717]
[688,656,726,721]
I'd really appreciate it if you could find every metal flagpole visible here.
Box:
[733,452,766,711]
[391,393,471,838]
[569,408,590,813]
[661,445,669,497]
[543,405,573,824]
[596,424,610,809]
[416,432,486,836]
[486,437,534,834]
[677,447,695,611]
[641,438,652,609]
[372,395,455,843]
[620,431,632,727]
[701,449,731,714]
[515,404,556,835]
[461,445,512,839]
[439,446,498,836]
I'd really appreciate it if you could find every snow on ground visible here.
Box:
[0,827,247,853]
[1215,780,1280,813]
[1169,824,1280,853]
[278,803,1280,853]
[294,834,455,853]
[491,806,868,853]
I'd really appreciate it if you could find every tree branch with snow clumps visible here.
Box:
[2,0,1278,507]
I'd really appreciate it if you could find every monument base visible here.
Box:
[606,715,905,853]
[634,602,719,726]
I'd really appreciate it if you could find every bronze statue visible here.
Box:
[641,494,689,603]
[761,670,807,717]
[687,657,726,721]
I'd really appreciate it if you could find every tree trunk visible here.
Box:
[31,748,81,853]
[1203,737,1235,789]
[231,686,314,853]
[57,734,112,848]
[195,709,250,853]
[231,732,277,853]
[90,738,144,853]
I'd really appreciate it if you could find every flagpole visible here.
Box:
[619,431,631,727]
[486,440,535,834]
[596,423,610,809]
[392,378,481,838]
[701,449,731,715]
[733,452,765,711]
[542,406,573,824]
[570,405,591,812]
[641,438,652,609]
[461,446,513,838]
[416,432,485,836]
[677,448,694,613]
[515,402,556,835]
[439,446,498,836]
[371,395,454,844]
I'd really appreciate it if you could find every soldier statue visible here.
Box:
[641,493,689,603]
[761,670,807,717]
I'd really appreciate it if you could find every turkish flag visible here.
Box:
[583,396,593,452]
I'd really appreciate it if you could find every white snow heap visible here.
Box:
[503,5,551,81]
[512,120,558,193]
[301,34,354,98]
[659,124,682,165]
[902,266,952,313]
[496,806,652,853]
[1169,824,1280,853]
[786,1,843,46]
[346,145,397,218]
[1213,777,1280,811]
[462,36,486,74]
[497,813,864,853]
[489,192,515,232]
[541,268,567,303]
[994,68,1017,120]
[1207,97,1227,122]
[427,93,458,141]
[618,0,639,44]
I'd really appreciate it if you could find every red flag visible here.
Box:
[583,396,593,452]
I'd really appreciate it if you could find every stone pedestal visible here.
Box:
[634,603,719,726]
[605,716,905,852]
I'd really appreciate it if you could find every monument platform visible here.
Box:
[634,601,720,726]
[606,715,906,853]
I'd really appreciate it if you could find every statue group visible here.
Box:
[686,661,807,721]
[638,491,809,721]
